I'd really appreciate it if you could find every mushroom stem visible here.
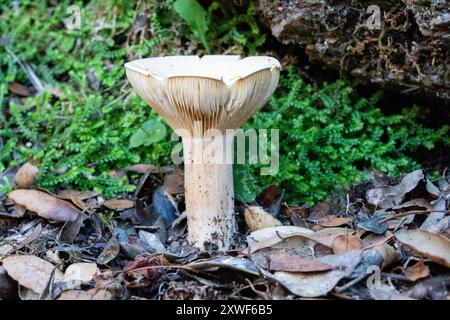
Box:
[182,132,235,251]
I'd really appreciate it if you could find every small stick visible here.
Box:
[122,264,195,273]
[379,210,449,224]
[334,272,369,293]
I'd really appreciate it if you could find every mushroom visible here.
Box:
[125,55,281,251]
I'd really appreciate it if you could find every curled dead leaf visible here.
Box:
[395,229,450,267]
[8,82,30,97]
[2,255,64,294]
[319,216,351,227]
[13,163,38,189]
[404,260,430,282]
[252,248,334,272]
[7,189,79,222]
[332,233,364,254]
[268,250,363,297]
[57,190,98,201]
[64,263,98,282]
[57,288,112,300]
[163,171,185,195]
[104,199,135,210]
[308,228,351,248]
[244,206,282,231]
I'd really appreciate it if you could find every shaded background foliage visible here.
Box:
[0,0,448,204]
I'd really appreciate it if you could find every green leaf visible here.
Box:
[130,120,166,148]
[233,164,257,203]
[173,0,209,52]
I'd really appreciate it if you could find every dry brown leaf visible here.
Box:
[308,228,350,248]
[164,171,185,195]
[259,184,278,207]
[13,163,38,189]
[0,265,18,300]
[367,170,426,208]
[249,228,334,261]
[248,227,315,253]
[244,206,282,232]
[375,244,400,269]
[10,204,26,218]
[252,248,334,272]
[268,250,362,297]
[124,164,159,174]
[310,202,332,218]
[64,263,98,282]
[2,255,64,294]
[57,288,112,300]
[104,199,134,210]
[319,216,351,227]
[8,189,79,222]
[56,190,97,210]
[404,260,430,282]
[332,234,364,254]
[57,190,98,201]
[395,229,450,267]
[8,82,31,97]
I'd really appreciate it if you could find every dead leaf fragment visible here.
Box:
[404,261,430,282]
[8,82,30,97]
[309,228,350,248]
[332,234,364,254]
[124,164,160,174]
[367,170,426,208]
[86,68,100,91]
[319,216,351,227]
[270,250,362,297]
[7,189,79,222]
[0,265,18,300]
[97,236,120,265]
[2,255,64,294]
[395,229,450,267]
[244,206,282,231]
[104,199,134,210]
[13,163,38,189]
[64,263,98,282]
[57,190,98,201]
[57,288,112,300]
[163,171,184,195]
[252,248,334,272]
[247,226,314,248]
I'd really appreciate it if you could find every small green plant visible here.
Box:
[173,0,265,54]
[130,119,167,149]
[173,0,210,52]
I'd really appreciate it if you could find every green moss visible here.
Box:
[1,1,448,203]
[248,69,449,204]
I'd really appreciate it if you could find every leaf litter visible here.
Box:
[0,167,449,300]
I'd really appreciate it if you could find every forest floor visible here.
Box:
[1,162,449,300]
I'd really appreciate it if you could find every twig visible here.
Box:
[244,278,270,300]
[334,272,369,293]
[3,46,45,93]
[122,264,195,273]
[379,210,449,224]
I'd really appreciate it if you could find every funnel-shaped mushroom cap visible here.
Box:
[125,55,281,136]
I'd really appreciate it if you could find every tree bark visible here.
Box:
[255,0,450,102]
